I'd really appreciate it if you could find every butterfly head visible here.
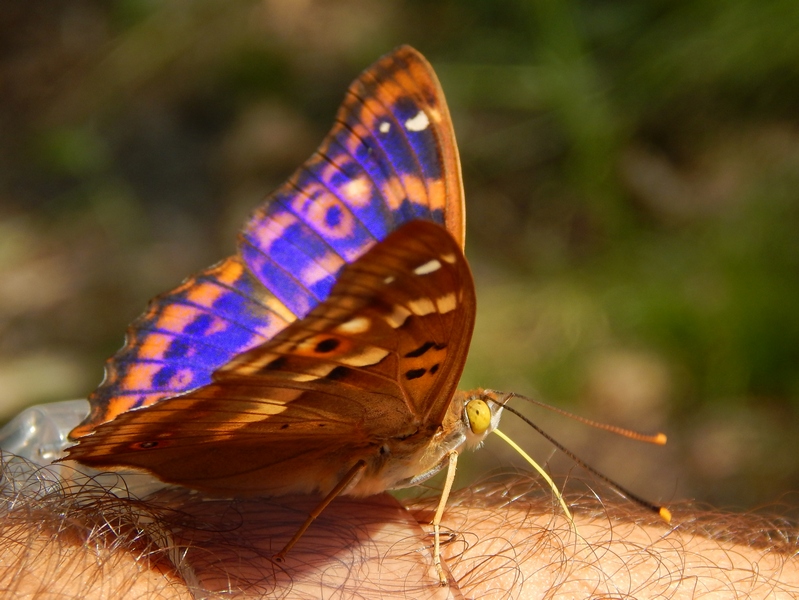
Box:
[459,389,506,449]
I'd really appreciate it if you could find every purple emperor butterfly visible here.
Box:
[65,45,504,584]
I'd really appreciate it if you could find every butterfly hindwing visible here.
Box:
[65,221,475,496]
[69,46,464,439]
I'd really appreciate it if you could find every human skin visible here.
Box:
[0,462,797,599]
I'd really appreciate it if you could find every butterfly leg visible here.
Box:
[431,450,458,586]
[273,459,367,562]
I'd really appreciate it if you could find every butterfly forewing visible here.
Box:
[239,45,464,317]
[69,46,464,439]
[66,221,476,497]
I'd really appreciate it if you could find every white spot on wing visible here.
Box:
[408,297,436,316]
[336,316,371,334]
[440,252,457,264]
[287,373,320,382]
[340,177,372,207]
[379,121,391,134]
[436,292,457,314]
[286,361,339,382]
[384,305,411,328]
[342,346,390,367]
[405,111,430,132]
[219,400,289,433]
[413,259,442,276]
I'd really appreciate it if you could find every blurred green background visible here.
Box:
[1,0,798,515]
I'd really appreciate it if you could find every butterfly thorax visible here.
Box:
[345,389,504,496]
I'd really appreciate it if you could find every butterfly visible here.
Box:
[64,45,506,585]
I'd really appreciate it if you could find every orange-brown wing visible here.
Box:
[65,221,476,497]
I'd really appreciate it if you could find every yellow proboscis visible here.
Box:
[493,428,576,527]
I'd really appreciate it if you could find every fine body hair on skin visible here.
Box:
[0,454,797,599]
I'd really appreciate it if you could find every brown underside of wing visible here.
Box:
[66,221,476,497]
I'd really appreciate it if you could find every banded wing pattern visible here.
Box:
[66,221,476,496]
[69,46,464,439]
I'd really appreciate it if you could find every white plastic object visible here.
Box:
[0,399,89,465]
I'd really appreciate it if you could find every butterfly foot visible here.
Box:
[272,551,286,564]
[436,564,450,587]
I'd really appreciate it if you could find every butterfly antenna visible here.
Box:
[495,395,672,523]
[503,391,667,445]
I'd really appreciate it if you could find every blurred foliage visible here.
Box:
[1,0,798,513]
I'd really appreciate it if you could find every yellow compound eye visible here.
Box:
[466,399,491,435]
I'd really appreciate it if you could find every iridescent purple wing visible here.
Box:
[70,46,464,438]
[239,45,464,317]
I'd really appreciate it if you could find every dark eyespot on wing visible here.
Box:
[315,338,341,353]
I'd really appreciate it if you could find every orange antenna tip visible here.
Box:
[659,506,672,524]
[499,391,668,445]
